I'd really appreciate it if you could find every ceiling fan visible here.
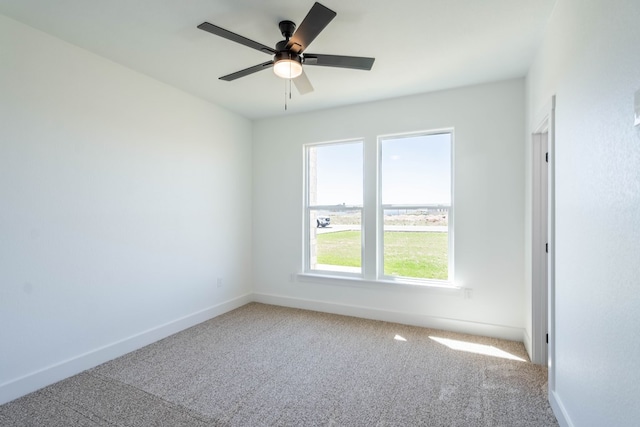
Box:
[197,2,375,95]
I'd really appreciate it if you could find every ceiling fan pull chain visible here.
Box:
[284,79,288,111]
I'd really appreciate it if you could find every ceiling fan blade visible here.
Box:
[198,22,276,55]
[304,54,375,70]
[219,61,274,81]
[293,69,314,95]
[286,2,336,53]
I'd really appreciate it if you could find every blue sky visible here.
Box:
[314,133,451,206]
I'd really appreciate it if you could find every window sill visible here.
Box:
[297,272,461,292]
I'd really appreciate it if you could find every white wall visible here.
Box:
[253,79,526,340]
[527,0,640,425]
[0,15,253,403]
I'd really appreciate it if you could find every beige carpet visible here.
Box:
[0,303,558,426]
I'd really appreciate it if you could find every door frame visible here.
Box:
[532,96,556,378]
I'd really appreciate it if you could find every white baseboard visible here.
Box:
[253,292,524,341]
[0,293,252,405]
[550,389,573,427]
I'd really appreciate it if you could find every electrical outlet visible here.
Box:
[463,288,473,300]
[216,277,223,288]
[289,273,296,283]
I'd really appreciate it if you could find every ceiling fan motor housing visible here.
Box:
[274,39,302,65]
[274,51,302,64]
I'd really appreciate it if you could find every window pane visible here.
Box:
[381,133,451,205]
[383,208,448,280]
[309,209,361,273]
[309,142,363,206]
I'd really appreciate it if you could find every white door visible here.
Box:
[532,130,549,365]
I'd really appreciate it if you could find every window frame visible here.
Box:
[303,139,365,277]
[377,130,454,284]
[302,129,455,288]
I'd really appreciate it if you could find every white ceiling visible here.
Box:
[0,0,556,119]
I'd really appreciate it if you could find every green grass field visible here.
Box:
[316,231,448,280]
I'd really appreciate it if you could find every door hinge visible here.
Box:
[545,243,548,253]
[545,152,549,163]
[546,333,549,344]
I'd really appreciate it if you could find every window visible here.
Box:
[305,140,363,274]
[304,130,453,285]
[380,133,452,281]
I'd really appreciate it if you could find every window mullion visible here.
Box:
[362,135,378,280]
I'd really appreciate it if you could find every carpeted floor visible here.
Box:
[0,303,558,426]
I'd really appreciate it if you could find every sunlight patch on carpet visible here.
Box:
[429,336,526,362]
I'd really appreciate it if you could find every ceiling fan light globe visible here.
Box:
[273,59,303,79]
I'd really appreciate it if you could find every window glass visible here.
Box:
[312,143,363,206]
[382,208,449,280]
[307,141,363,274]
[309,209,361,273]
[381,133,451,205]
